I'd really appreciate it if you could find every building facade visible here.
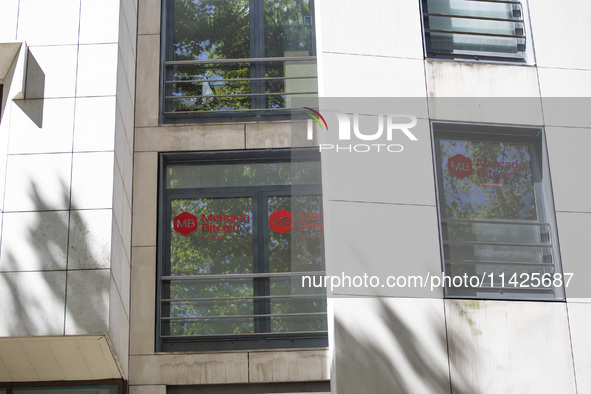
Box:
[0,0,590,393]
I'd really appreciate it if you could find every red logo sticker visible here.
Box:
[269,209,295,234]
[173,212,198,235]
[448,154,473,179]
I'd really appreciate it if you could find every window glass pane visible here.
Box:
[427,0,514,19]
[265,0,316,58]
[438,139,536,221]
[13,386,118,394]
[444,221,549,244]
[435,129,563,300]
[164,0,318,118]
[268,195,324,273]
[271,312,327,333]
[164,197,254,336]
[172,0,250,61]
[167,161,322,188]
[170,197,253,275]
[161,152,326,349]
[268,194,326,333]
[264,0,316,109]
[163,278,255,336]
[447,244,551,264]
[170,0,251,112]
[165,315,255,336]
[169,63,253,113]
[424,0,525,58]
[428,31,521,55]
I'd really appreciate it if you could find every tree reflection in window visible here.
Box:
[160,151,327,350]
[434,128,563,300]
[167,0,316,112]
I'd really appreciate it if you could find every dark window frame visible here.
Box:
[0,380,123,394]
[159,0,318,124]
[420,0,533,64]
[432,122,565,301]
[157,148,328,352]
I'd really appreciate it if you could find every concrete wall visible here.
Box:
[0,0,136,381]
[316,0,591,393]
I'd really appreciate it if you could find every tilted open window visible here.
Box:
[433,123,565,300]
[161,0,318,123]
[421,0,532,63]
[158,149,327,351]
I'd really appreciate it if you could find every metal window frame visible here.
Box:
[431,121,565,301]
[0,380,124,394]
[420,0,535,64]
[157,148,328,352]
[159,0,318,124]
[167,381,331,394]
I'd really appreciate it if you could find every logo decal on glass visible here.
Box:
[269,209,295,234]
[448,154,473,178]
[173,212,198,235]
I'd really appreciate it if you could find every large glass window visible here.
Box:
[433,123,564,300]
[158,149,327,351]
[421,0,532,63]
[162,0,317,122]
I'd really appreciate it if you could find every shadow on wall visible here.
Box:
[11,49,45,127]
[334,297,479,394]
[0,180,109,336]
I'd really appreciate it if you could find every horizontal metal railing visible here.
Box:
[442,218,554,272]
[162,312,327,321]
[423,0,526,61]
[446,259,554,267]
[464,0,521,4]
[425,29,525,39]
[162,293,325,303]
[423,12,524,24]
[163,56,317,66]
[162,271,324,281]
[162,56,318,116]
[442,218,549,226]
[424,29,525,39]
[444,240,551,248]
[160,270,327,337]
[160,330,328,339]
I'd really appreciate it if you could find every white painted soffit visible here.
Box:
[0,335,123,382]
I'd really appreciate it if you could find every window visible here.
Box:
[158,149,327,351]
[421,0,532,63]
[0,382,121,394]
[433,123,564,300]
[161,0,318,122]
[167,382,330,393]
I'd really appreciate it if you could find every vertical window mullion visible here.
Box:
[262,191,272,333]
[254,190,271,333]
[250,0,266,110]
